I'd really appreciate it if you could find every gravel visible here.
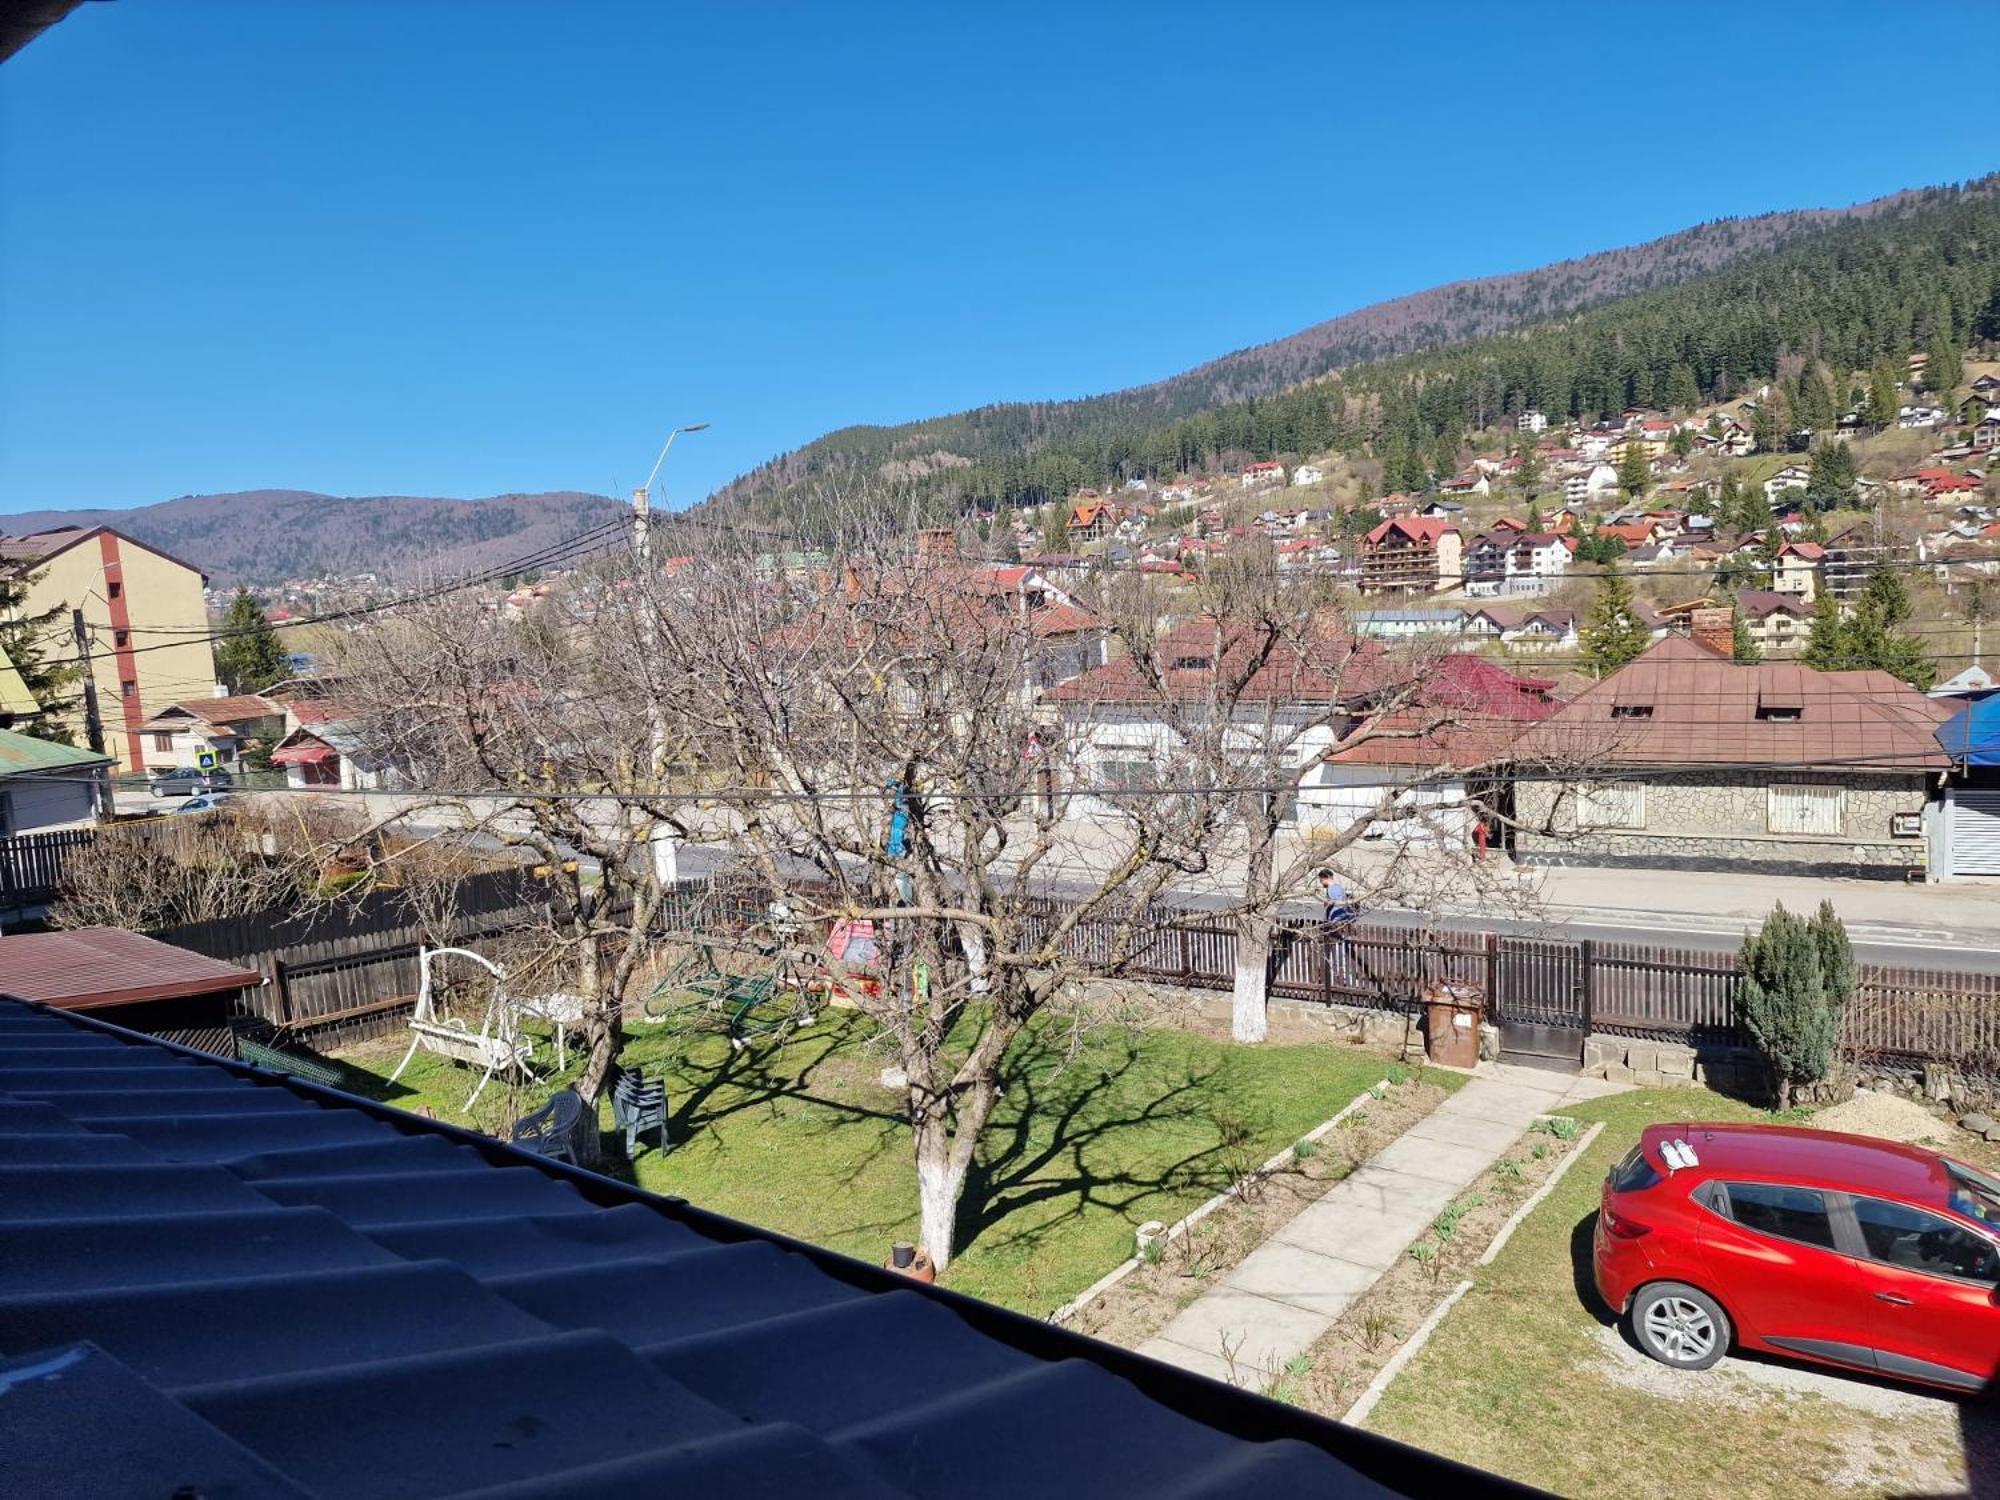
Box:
[1808,1091,1951,1146]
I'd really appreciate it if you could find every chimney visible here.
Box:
[915,527,957,562]
[1690,606,1735,658]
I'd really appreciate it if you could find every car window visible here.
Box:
[1721,1182,1837,1249]
[1852,1197,2000,1284]
[1945,1160,2000,1227]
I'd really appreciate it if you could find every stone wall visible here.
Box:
[1516,769,1928,878]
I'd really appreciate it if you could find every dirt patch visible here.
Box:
[1066,1072,1448,1348]
[1280,1118,1586,1416]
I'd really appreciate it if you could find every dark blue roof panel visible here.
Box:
[0,998,1532,1498]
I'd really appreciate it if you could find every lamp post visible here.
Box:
[631,423,708,885]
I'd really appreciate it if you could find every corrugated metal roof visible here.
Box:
[0,1000,1529,1498]
[0,929,263,1009]
[0,727,111,777]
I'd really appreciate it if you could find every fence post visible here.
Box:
[1483,932,1499,1015]
[1578,939,1596,1035]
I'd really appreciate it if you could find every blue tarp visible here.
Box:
[1936,695,2000,765]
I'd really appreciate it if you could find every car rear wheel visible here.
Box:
[1631,1281,1730,1371]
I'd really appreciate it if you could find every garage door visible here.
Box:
[1951,790,2000,875]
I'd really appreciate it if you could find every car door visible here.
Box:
[1842,1193,2000,1393]
[1696,1180,1877,1372]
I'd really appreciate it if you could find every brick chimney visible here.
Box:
[1690,606,1735,658]
[915,527,957,562]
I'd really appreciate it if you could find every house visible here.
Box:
[136,693,285,772]
[1517,410,1548,433]
[1562,463,1620,503]
[1290,463,1326,487]
[1440,472,1490,498]
[1974,418,2000,451]
[1416,498,1466,520]
[0,996,1487,1500]
[0,728,110,835]
[1913,469,1982,501]
[1498,607,1579,652]
[1899,405,1947,429]
[1047,616,1389,803]
[1762,465,1812,504]
[1066,501,1111,542]
[1359,517,1462,593]
[1929,663,2000,701]
[1239,460,1285,488]
[1770,540,1825,603]
[0,525,220,773]
[1304,656,1558,844]
[1597,522,1655,550]
[1509,634,1950,878]
[1735,589,1811,653]
[1351,608,1467,639]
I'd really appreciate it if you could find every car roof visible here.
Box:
[1643,1122,1961,1209]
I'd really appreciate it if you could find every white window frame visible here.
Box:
[1575,781,1646,830]
[1768,783,1843,837]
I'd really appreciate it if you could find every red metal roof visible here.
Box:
[0,928,263,1010]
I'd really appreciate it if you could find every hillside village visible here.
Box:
[980,358,2000,679]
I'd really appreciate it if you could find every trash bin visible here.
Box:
[1422,982,1485,1069]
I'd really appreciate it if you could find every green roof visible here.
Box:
[0,728,112,778]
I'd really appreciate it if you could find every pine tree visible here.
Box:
[1039,504,1068,556]
[1846,569,1935,689]
[1579,573,1653,676]
[1868,358,1902,430]
[0,567,81,742]
[212,589,290,695]
[1804,441,1857,512]
[1668,425,1694,459]
[1736,902,1851,1110]
[1616,445,1652,499]
[1928,338,1963,402]
[1801,590,1850,670]
[1731,609,1763,664]
[1516,436,1545,498]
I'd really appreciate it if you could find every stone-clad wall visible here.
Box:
[1515,769,1928,877]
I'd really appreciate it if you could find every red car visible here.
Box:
[1593,1122,2000,1394]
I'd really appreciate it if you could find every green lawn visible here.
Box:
[1366,1089,1982,1500]
[330,1010,1407,1313]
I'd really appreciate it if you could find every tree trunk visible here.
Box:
[574,932,620,1108]
[1232,909,1272,1044]
[1776,1074,1793,1113]
[915,1135,969,1272]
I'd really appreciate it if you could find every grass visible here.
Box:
[1365,1088,1983,1500]
[330,1009,1409,1313]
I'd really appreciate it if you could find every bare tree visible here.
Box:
[634,514,1223,1269]
[332,588,695,1123]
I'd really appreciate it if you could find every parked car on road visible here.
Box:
[1594,1122,1999,1393]
[174,792,236,816]
[149,766,233,798]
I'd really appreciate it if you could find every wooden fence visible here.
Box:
[0,828,96,909]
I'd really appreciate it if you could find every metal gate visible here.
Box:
[1949,790,2000,876]
[1492,936,1586,1071]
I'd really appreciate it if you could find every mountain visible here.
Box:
[714,177,1995,522]
[0,490,625,586]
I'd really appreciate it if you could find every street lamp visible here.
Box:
[631,422,708,887]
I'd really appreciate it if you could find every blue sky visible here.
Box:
[2,1,1992,514]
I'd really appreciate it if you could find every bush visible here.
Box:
[1736,901,1855,1109]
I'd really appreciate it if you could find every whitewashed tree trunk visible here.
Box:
[1232,917,1271,1044]
[916,1141,969,1270]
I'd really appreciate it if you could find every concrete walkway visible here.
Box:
[1137,1062,1624,1389]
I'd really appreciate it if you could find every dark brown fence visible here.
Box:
[0,827,96,909]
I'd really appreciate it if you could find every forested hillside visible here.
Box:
[715,177,1999,524]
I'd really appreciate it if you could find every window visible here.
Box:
[120,680,136,699]
[114,629,129,647]
[1768,784,1843,836]
[1575,781,1645,830]
[151,733,173,753]
[1722,1182,1837,1249]
[1851,1197,2000,1283]
[1097,761,1155,792]
[108,580,122,600]
[1611,704,1654,719]
[1171,654,1212,670]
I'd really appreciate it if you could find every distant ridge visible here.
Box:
[0,489,625,587]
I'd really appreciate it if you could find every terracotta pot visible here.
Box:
[885,1242,936,1283]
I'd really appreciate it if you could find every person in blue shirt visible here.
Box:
[1316,867,1352,925]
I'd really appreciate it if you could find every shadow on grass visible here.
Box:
[953,1040,1258,1263]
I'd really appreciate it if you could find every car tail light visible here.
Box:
[1601,1206,1651,1240]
